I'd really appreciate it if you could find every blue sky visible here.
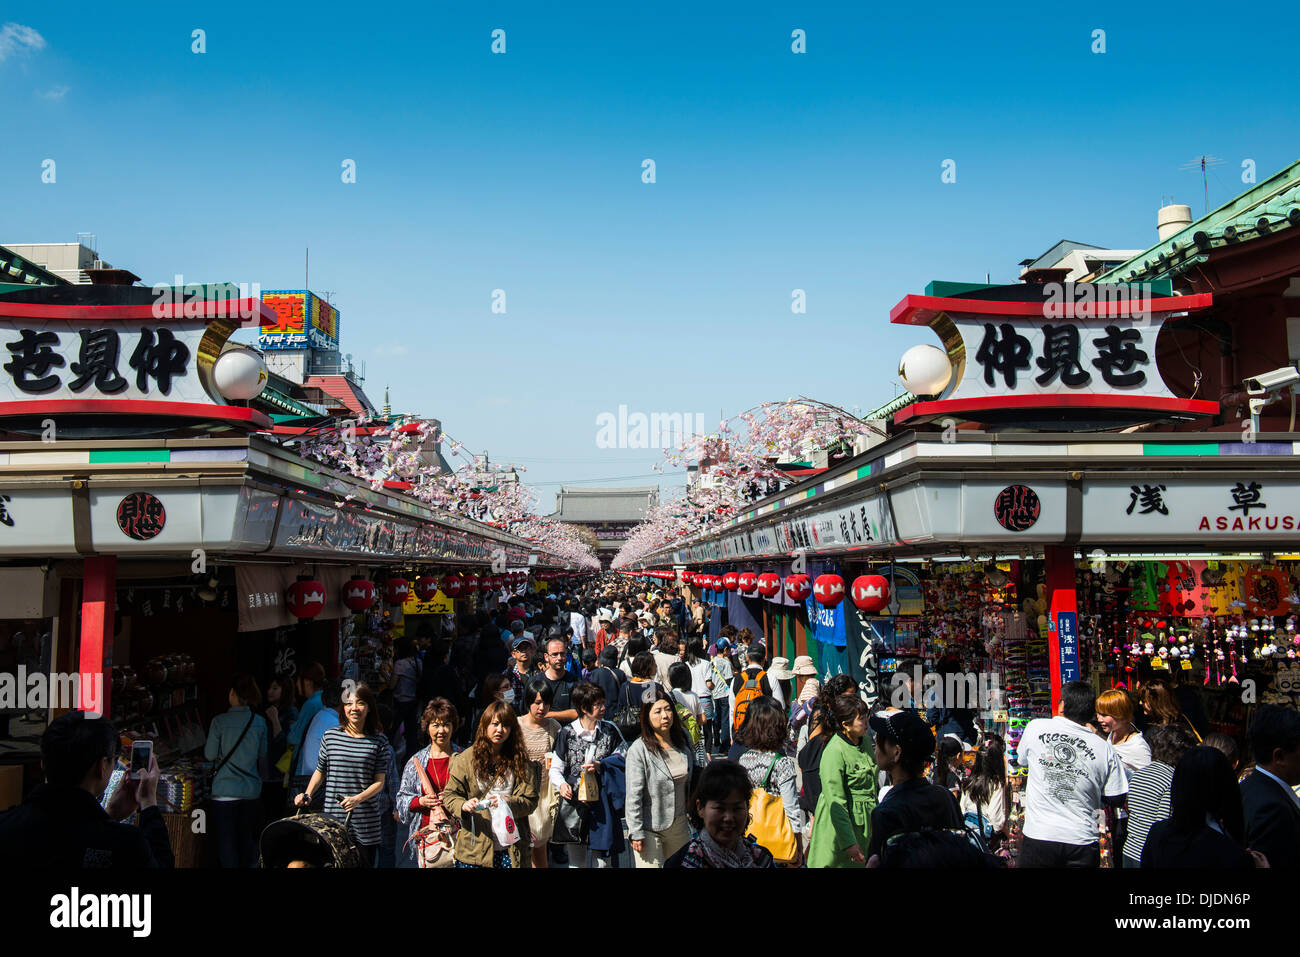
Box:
[4,3,1297,511]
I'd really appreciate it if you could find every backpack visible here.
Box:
[733,668,767,735]
[673,697,702,747]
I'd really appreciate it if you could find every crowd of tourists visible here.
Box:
[2,575,1298,869]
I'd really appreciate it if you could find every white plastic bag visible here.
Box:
[489,795,520,847]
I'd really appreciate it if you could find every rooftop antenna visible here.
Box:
[1179,155,1225,217]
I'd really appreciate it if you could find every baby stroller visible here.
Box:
[259,811,367,868]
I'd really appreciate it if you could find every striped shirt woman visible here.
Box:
[296,683,393,861]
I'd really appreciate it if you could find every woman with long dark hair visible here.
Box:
[517,676,560,869]
[261,674,296,822]
[441,700,538,868]
[795,673,858,831]
[625,687,697,867]
[294,681,393,866]
[1142,746,1265,868]
[960,734,1009,849]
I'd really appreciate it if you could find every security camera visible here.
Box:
[1245,366,1300,393]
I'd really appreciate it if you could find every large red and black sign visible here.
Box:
[117,492,166,540]
[994,485,1040,532]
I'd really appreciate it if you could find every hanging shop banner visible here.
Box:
[803,561,847,648]
[404,589,454,616]
[1081,477,1300,542]
[235,565,355,632]
[726,591,763,636]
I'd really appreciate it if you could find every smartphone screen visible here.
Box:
[130,740,153,778]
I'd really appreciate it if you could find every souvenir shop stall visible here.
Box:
[0,288,578,860]
[627,281,1300,860]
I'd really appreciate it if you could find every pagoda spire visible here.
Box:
[383,385,391,418]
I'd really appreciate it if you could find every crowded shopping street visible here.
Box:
[2,4,1298,940]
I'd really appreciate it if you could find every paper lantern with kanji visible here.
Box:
[851,574,890,613]
[478,574,494,592]
[756,572,781,598]
[414,576,440,602]
[342,576,376,612]
[722,571,740,592]
[384,577,410,605]
[462,572,480,592]
[443,576,464,598]
[737,571,758,595]
[784,574,812,602]
[705,574,720,590]
[813,574,846,607]
[489,575,505,589]
[287,577,326,619]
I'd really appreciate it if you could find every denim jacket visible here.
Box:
[205,707,268,800]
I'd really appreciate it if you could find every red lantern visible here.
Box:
[287,577,326,619]
[813,573,846,607]
[443,576,464,598]
[737,571,758,594]
[341,576,376,612]
[462,572,480,592]
[756,572,781,598]
[414,576,440,602]
[478,574,493,592]
[722,571,740,592]
[489,575,504,589]
[784,574,812,602]
[384,577,410,605]
[851,574,890,613]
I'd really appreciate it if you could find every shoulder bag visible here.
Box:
[212,713,256,780]
[745,754,799,864]
[410,752,459,868]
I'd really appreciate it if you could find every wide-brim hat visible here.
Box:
[792,655,817,677]
[768,657,794,681]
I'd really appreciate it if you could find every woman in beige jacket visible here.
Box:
[442,701,538,868]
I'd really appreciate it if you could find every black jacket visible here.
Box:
[0,784,174,868]
[1241,770,1300,868]
[1141,821,1254,869]
[867,778,963,860]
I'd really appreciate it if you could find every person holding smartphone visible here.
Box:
[0,712,173,867]
[295,682,392,867]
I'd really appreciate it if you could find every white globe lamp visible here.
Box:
[898,344,952,398]
[213,347,268,401]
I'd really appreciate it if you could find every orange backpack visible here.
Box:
[733,668,767,735]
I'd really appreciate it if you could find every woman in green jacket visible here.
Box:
[806,694,876,867]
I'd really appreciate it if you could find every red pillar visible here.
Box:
[78,556,117,716]
[1044,545,1079,715]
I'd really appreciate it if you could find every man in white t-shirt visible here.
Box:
[1016,680,1128,867]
